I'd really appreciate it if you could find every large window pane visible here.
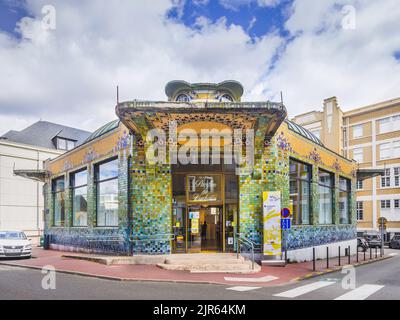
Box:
[339,177,351,224]
[97,176,118,227]
[289,159,311,225]
[96,158,119,227]
[318,170,333,224]
[52,177,65,227]
[71,170,88,227]
[98,158,119,180]
[73,187,88,226]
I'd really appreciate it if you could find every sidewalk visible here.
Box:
[0,248,392,287]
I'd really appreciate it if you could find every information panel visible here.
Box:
[263,191,281,256]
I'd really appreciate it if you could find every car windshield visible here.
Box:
[0,231,26,240]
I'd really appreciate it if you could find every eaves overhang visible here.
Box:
[13,169,50,182]
[115,100,287,144]
[356,169,385,181]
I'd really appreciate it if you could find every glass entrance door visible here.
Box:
[187,205,223,252]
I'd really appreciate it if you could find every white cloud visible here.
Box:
[0,0,282,135]
[219,0,280,11]
[256,0,400,113]
[0,0,399,136]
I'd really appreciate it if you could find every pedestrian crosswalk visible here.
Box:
[273,281,336,298]
[226,280,385,300]
[334,284,384,300]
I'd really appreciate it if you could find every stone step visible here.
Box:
[164,257,245,265]
[157,259,261,274]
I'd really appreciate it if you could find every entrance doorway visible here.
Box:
[171,164,239,254]
[187,205,222,252]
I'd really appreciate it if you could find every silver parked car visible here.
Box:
[0,231,32,259]
[389,235,400,249]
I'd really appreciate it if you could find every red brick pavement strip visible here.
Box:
[0,248,392,287]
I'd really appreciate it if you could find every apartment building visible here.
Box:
[292,97,400,240]
[0,121,90,243]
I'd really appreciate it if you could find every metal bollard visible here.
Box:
[338,246,341,266]
[370,247,372,260]
[356,247,359,262]
[375,246,378,259]
[348,245,351,265]
[326,247,329,269]
[313,247,316,271]
[364,249,366,261]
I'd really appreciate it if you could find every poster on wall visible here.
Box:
[263,191,281,256]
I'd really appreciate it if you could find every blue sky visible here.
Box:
[167,0,292,38]
[0,0,29,37]
[0,0,399,134]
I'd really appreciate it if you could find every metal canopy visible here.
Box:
[115,100,287,145]
[356,169,385,181]
[13,169,50,182]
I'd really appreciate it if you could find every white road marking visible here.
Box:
[224,275,278,283]
[389,252,398,256]
[226,286,261,292]
[335,284,384,300]
[273,281,336,298]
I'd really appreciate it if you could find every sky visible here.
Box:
[0,0,399,135]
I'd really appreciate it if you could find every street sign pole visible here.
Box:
[380,223,384,257]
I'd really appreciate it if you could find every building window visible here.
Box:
[339,177,351,224]
[95,158,119,227]
[52,177,65,227]
[220,94,234,102]
[395,167,400,187]
[356,201,364,221]
[380,143,391,160]
[381,200,391,210]
[318,169,334,224]
[394,199,400,210]
[379,117,392,134]
[356,179,363,190]
[176,94,190,102]
[353,125,363,138]
[57,137,76,151]
[289,158,311,225]
[381,168,391,188]
[71,169,88,227]
[352,148,363,163]
[379,115,400,134]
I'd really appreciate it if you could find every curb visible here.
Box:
[0,261,240,286]
[1,255,392,287]
[292,255,393,282]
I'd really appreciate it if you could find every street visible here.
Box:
[0,251,399,300]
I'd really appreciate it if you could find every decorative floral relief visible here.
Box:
[351,168,357,178]
[61,160,73,172]
[113,131,131,153]
[308,148,322,164]
[82,147,99,164]
[276,131,294,152]
[332,158,342,171]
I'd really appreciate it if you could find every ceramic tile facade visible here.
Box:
[42,114,357,256]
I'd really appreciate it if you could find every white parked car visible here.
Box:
[0,230,32,259]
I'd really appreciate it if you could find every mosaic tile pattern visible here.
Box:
[43,119,357,256]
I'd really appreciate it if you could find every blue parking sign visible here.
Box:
[281,218,291,230]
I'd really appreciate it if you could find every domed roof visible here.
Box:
[165,80,244,101]
[83,119,120,144]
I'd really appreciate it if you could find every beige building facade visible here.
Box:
[293,97,400,240]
